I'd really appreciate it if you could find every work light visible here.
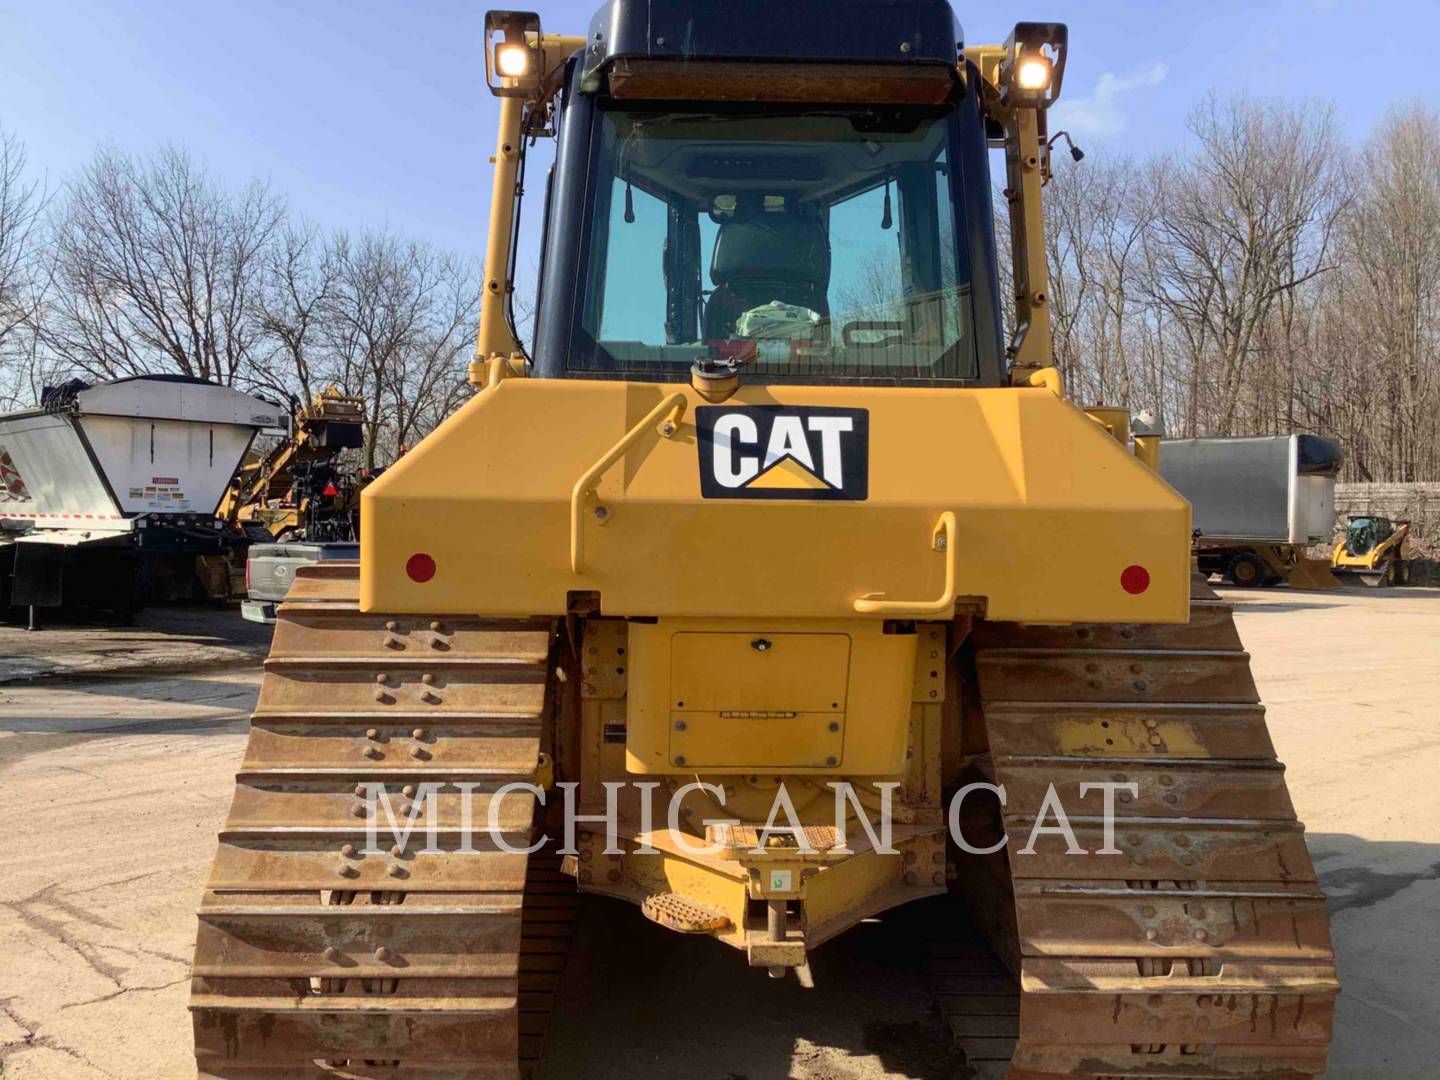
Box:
[1015,54,1052,91]
[496,42,532,78]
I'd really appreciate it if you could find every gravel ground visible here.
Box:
[0,607,271,683]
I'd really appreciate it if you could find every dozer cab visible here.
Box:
[190,3,1338,1077]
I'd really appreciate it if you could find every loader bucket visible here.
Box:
[1287,556,1342,590]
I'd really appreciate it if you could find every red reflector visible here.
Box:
[1120,564,1150,595]
[406,553,437,583]
[322,483,338,496]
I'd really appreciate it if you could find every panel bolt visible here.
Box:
[354,784,368,797]
[935,535,947,551]
[674,756,686,766]
[323,946,341,961]
[375,946,392,962]
[675,720,686,731]
[430,620,443,632]
[828,722,839,732]
[579,869,592,883]
[1130,663,1143,675]
[413,727,427,739]
[607,869,622,883]
[385,621,398,631]
[375,673,390,685]
[351,803,369,817]
[899,41,912,52]
[594,505,609,521]
[1140,905,1156,918]
[825,756,838,767]
[340,843,356,857]
[366,728,380,740]
[402,785,417,798]
[1134,680,1148,691]
[390,845,404,858]
[932,873,945,886]
[362,747,381,760]
[904,871,919,885]
[421,673,436,685]
[1145,928,1158,941]
[1194,929,1208,942]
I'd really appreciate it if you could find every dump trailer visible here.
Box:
[191,5,1337,1078]
[0,375,285,619]
[1161,434,1344,589]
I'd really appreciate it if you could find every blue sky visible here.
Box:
[3,0,1438,271]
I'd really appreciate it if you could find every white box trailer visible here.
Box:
[1159,434,1344,587]
[0,375,285,618]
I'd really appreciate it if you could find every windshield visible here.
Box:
[572,107,975,382]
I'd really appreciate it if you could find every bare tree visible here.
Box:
[320,230,476,469]
[249,219,339,404]
[1144,97,1348,436]
[0,127,49,406]
[1335,103,1440,481]
[44,145,283,384]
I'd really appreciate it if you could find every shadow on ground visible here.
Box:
[540,893,969,1080]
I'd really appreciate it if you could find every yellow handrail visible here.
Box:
[853,511,957,616]
[570,392,687,574]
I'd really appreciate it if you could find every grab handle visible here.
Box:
[853,512,957,617]
[570,393,686,574]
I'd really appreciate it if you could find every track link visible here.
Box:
[191,564,569,1078]
[946,574,1338,1079]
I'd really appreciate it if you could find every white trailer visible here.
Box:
[0,375,285,620]
[1159,434,1344,588]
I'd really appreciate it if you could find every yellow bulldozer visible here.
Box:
[190,4,1338,1077]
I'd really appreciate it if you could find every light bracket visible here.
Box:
[999,22,1068,108]
[484,10,542,97]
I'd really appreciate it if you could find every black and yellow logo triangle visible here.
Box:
[746,455,832,491]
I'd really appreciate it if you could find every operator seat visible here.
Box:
[704,213,831,339]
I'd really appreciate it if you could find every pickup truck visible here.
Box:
[242,541,359,623]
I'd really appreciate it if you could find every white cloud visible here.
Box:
[1051,62,1169,138]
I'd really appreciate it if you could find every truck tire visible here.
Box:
[1226,551,1266,587]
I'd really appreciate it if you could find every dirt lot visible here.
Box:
[0,588,1436,1079]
